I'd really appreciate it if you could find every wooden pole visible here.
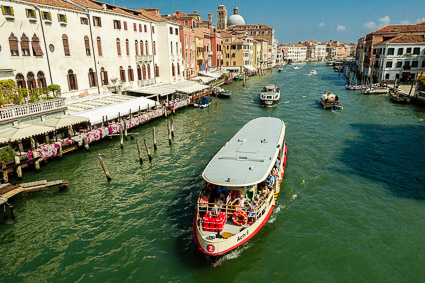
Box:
[119,126,124,149]
[136,138,143,163]
[170,118,175,137]
[124,119,128,140]
[33,150,40,170]
[167,122,172,145]
[83,136,89,150]
[7,202,14,219]
[98,154,112,181]
[15,156,22,178]
[144,139,152,161]
[2,163,8,183]
[152,127,157,150]
[58,143,63,158]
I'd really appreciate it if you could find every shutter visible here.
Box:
[135,42,138,56]
[1,6,5,15]
[84,37,90,50]
[142,66,146,80]
[99,17,101,27]
[104,71,108,85]
[32,35,44,56]
[124,21,127,30]
[9,34,19,55]
[48,12,51,20]
[63,37,70,56]
[64,15,67,22]
[10,7,14,16]
[94,72,98,86]
[74,74,78,89]
[26,9,29,17]
[117,41,121,55]
[57,14,60,21]
[21,36,29,51]
[88,72,91,87]
[145,42,148,55]
[140,44,143,55]
[97,40,102,56]
[23,80,27,89]
[67,74,71,91]
[37,79,40,88]
[147,66,151,79]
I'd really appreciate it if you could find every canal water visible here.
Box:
[1,63,425,282]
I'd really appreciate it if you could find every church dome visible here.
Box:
[228,14,245,26]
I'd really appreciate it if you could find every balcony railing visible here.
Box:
[138,79,155,87]
[0,98,66,121]
[136,55,153,63]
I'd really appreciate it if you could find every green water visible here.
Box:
[1,63,425,282]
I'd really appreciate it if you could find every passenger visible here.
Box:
[272,168,278,178]
[274,158,280,169]
[261,186,270,199]
[217,185,227,196]
[249,195,260,211]
[215,197,224,212]
[232,193,248,210]
[199,192,209,208]
[266,172,275,189]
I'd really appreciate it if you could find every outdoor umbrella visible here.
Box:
[0,124,55,142]
[36,115,89,130]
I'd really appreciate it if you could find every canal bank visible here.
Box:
[1,63,425,282]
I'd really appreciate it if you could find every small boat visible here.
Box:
[292,66,299,70]
[326,61,334,66]
[194,96,212,108]
[193,117,288,256]
[260,84,280,106]
[320,92,343,110]
[363,86,389,95]
[309,70,317,75]
[233,75,247,81]
[389,89,411,103]
[345,85,362,90]
[278,68,284,73]
[214,87,232,98]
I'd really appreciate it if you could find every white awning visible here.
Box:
[198,71,222,79]
[74,97,157,125]
[191,76,215,84]
[244,65,257,72]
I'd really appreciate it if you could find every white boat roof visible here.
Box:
[202,117,286,187]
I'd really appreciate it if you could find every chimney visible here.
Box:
[176,10,180,15]
[102,3,106,10]
[208,14,212,24]
[193,11,198,14]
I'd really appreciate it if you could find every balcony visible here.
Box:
[0,98,66,122]
[136,55,153,63]
[137,79,155,87]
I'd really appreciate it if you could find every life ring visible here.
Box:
[232,210,248,226]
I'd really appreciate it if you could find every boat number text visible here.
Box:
[237,230,249,242]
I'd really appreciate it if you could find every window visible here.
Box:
[145,41,149,55]
[155,64,159,77]
[93,16,101,27]
[119,66,126,82]
[88,68,97,87]
[116,38,121,55]
[125,39,130,56]
[100,67,108,85]
[177,62,180,75]
[153,42,156,55]
[31,34,43,56]
[16,74,25,88]
[62,34,70,56]
[139,24,142,32]
[140,42,144,55]
[397,48,403,55]
[97,37,102,56]
[135,40,139,56]
[84,36,91,56]
[404,61,410,67]
[385,74,390,80]
[170,27,173,34]
[133,23,137,31]
[113,20,121,29]
[37,71,46,88]
[184,20,188,25]
[1,5,14,16]
[67,70,78,90]
[170,42,173,55]
[152,26,155,33]
[128,66,134,81]
[176,42,178,55]
[412,61,418,68]
[147,64,151,79]
[80,17,88,25]
[396,61,402,68]
[144,25,147,32]
[387,48,394,55]
[58,14,67,23]
[413,48,420,55]
[26,9,36,19]
[123,21,127,30]
[422,61,425,68]
[21,34,30,56]
[172,63,175,76]
[406,47,412,54]
[41,11,51,21]
[142,65,146,80]
[386,61,392,68]
[137,65,141,80]
[27,72,36,89]
[175,28,178,35]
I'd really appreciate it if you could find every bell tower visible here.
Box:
[217,4,227,30]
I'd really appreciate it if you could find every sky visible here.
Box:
[105,0,425,44]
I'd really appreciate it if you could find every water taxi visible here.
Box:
[213,87,232,98]
[389,89,411,103]
[194,96,212,108]
[309,70,317,75]
[320,92,343,110]
[260,84,280,106]
[193,117,288,256]
[292,66,299,70]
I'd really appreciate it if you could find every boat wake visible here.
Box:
[284,101,290,104]
[218,242,254,264]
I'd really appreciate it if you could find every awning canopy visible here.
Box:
[131,81,209,96]
[191,76,215,84]
[198,71,222,79]
[0,124,55,142]
[74,97,157,125]
[244,65,257,72]
[37,115,89,129]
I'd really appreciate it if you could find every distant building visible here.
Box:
[284,44,307,62]
[216,4,227,30]
[299,40,326,61]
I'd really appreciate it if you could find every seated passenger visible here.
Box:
[217,185,227,196]
[231,193,248,210]
[199,192,209,208]
[215,197,224,212]
[266,172,275,189]
[274,158,280,170]
[261,186,270,199]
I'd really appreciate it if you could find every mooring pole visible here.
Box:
[119,126,124,149]
[15,156,22,178]
[144,139,152,161]
[170,118,175,137]
[98,154,112,181]
[167,122,172,145]
[152,127,157,150]
[136,138,143,163]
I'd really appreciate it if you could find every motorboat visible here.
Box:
[194,96,212,108]
[363,86,389,95]
[320,92,343,110]
[278,68,284,73]
[292,66,299,70]
[345,85,362,90]
[213,87,232,98]
[389,88,411,103]
[193,117,288,256]
[309,70,317,75]
[260,84,280,106]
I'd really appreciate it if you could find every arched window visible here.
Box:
[37,71,46,88]
[16,74,26,89]
[171,63,175,76]
[31,34,43,56]
[9,33,19,56]
[67,69,78,90]
[128,65,134,81]
[177,62,180,75]
[155,64,159,77]
[125,39,130,56]
[176,42,179,55]
[97,37,102,56]
[100,67,108,86]
[135,40,139,56]
[27,72,36,90]
[119,66,126,82]
[142,65,146,80]
[84,35,91,56]
[145,41,149,55]
[140,41,144,55]
[116,38,121,56]
[170,42,173,55]
[21,33,30,56]
[147,64,151,79]
[137,65,142,81]
[62,34,70,56]
[153,41,156,55]
[88,68,97,87]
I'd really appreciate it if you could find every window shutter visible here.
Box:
[84,37,90,50]
[64,15,67,22]
[9,34,19,56]
[67,74,71,91]
[74,74,78,89]
[88,72,91,87]
[32,35,44,56]
[94,72,98,86]
[26,9,29,17]
[104,71,108,85]
[47,12,51,20]
[21,34,29,51]
[57,14,60,21]
[63,36,70,56]
[10,7,14,16]
[124,21,127,30]
[97,39,102,56]
[99,17,101,27]
[1,6,5,15]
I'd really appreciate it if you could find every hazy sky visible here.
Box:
[106,0,425,44]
